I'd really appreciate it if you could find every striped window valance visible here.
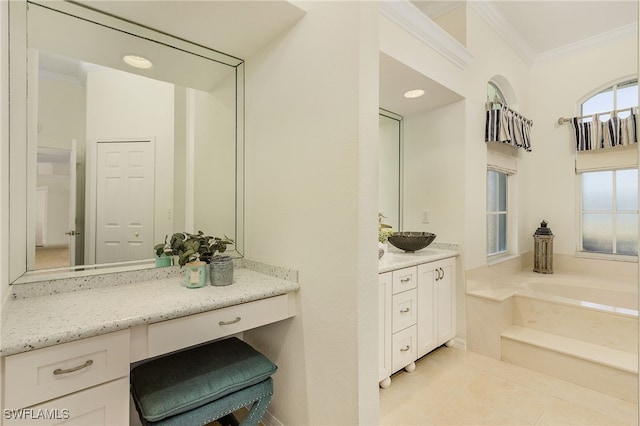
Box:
[570,110,638,152]
[484,102,532,152]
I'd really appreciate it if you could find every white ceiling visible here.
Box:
[38,1,637,118]
[74,1,307,60]
[382,0,638,116]
[379,53,464,116]
[414,0,638,61]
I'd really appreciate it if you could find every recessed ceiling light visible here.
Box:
[404,89,425,99]
[122,54,153,69]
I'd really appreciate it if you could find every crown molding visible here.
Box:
[379,0,474,70]
[470,0,638,67]
[534,23,638,66]
[413,0,465,20]
[468,1,536,65]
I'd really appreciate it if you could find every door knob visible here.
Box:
[65,230,80,236]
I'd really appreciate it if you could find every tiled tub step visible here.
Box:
[501,326,638,403]
[512,296,638,354]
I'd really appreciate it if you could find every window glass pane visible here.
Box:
[498,213,507,252]
[617,214,639,255]
[498,172,507,211]
[487,215,497,254]
[487,170,506,212]
[582,89,613,115]
[616,169,638,211]
[487,82,504,103]
[617,82,639,111]
[582,171,613,211]
[582,213,613,253]
[487,214,507,254]
[487,170,498,211]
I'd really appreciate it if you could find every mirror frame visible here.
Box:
[9,0,245,283]
[379,108,403,232]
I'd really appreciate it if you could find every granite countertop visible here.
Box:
[2,267,299,356]
[378,245,458,273]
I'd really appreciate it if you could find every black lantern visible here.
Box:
[533,220,554,274]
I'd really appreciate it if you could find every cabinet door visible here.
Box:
[4,378,129,426]
[436,258,456,345]
[416,264,437,358]
[378,273,392,382]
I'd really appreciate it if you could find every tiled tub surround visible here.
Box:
[466,253,638,402]
[2,261,299,356]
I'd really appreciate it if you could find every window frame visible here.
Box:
[577,168,638,259]
[486,168,509,258]
[576,78,638,260]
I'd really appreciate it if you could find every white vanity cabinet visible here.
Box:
[416,257,456,358]
[378,255,456,387]
[3,330,130,425]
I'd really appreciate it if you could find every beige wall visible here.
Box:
[243,2,379,424]
[1,0,9,310]
[1,2,637,424]
[529,37,638,256]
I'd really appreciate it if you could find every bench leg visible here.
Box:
[217,413,239,426]
[241,394,272,426]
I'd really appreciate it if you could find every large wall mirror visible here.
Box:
[379,109,403,231]
[9,1,244,283]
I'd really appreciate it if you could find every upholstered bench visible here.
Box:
[130,337,277,426]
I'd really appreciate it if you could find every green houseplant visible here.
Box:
[154,231,234,267]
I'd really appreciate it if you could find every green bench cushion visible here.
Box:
[130,337,277,423]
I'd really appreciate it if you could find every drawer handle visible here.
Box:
[219,317,242,326]
[53,359,93,375]
[400,277,411,283]
[400,308,410,313]
[400,345,411,352]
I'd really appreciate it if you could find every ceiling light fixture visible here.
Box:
[122,54,153,69]
[404,89,425,99]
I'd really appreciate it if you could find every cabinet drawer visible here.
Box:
[4,330,130,410]
[147,293,295,357]
[392,325,417,373]
[392,289,417,333]
[4,377,129,426]
[392,267,417,294]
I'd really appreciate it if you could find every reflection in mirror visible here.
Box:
[11,1,244,282]
[379,109,403,232]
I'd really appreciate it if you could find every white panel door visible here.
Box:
[436,258,456,344]
[95,141,154,264]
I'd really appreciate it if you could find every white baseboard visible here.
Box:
[451,337,467,351]
[261,410,284,426]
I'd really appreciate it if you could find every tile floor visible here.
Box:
[34,246,69,269]
[380,346,638,425]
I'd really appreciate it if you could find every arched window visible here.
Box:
[582,79,638,118]
[578,79,638,257]
[487,81,505,103]
[486,81,511,258]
